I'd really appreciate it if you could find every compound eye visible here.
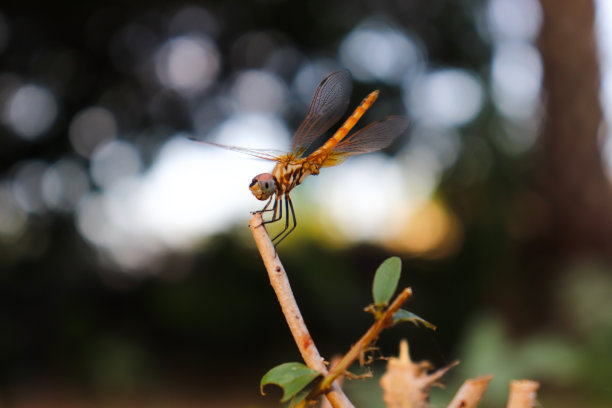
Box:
[260,179,275,194]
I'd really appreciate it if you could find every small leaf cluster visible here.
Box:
[260,256,435,405]
[367,256,435,329]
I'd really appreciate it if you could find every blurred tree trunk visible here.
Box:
[536,0,612,256]
[510,0,612,332]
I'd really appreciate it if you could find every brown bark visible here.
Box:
[536,0,612,257]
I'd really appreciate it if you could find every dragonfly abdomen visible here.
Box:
[309,89,380,158]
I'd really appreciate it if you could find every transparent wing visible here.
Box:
[290,70,353,157]
[321,116,410,167]
[189,138,283,161]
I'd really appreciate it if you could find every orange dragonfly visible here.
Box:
[198,70,409,246]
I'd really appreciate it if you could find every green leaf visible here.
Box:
[372,256,402,306]
[289,388,312,408]
[260,362,321,403]
[394,309,437,331]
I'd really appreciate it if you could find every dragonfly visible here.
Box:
[198,70,410,246]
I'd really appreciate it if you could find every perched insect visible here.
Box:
[198,70,410,246]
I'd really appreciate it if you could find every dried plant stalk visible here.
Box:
[380,339,457,408]
[506,380,540,408]
[447,375,492,408]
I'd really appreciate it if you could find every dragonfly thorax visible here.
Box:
[249,173,276,200]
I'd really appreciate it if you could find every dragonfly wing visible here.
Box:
[291,70,353,156]
[321,116,410,167]
[189,138,283,161]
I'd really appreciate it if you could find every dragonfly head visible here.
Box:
[249,173,276,200]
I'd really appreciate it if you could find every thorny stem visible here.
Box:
[249,213,354,408]
[315,287,413,395]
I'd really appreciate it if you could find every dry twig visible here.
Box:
[249,213,354,408]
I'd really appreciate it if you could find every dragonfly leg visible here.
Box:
[267,196,282,223]
[272,195,297,247]
[252,196,280,229]
[270,196,290,243]
[261,195,283,230]
[253,196,274,215]
[262,196,276,213]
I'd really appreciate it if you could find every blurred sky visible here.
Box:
[0,0,610,271]
[0,0,569,274]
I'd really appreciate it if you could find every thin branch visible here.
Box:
[447,375,492,408]
[321,356,345,408]
[304,287,412,402]
[249,213,354,408]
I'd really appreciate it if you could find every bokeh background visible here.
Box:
[1,0,612,406]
